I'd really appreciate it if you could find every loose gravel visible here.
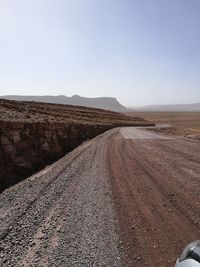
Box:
[0,130,121,267]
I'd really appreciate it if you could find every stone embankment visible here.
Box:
[0,121,112,191]
[0,99,154,191]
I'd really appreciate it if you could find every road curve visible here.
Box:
[0,127,200,267]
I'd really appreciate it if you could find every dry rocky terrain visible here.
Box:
[0,99,152,192]
[2,103,199,267]
[1,127,200,267]
[126,111,200,140]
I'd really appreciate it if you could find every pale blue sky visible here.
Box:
[0,0,199,106]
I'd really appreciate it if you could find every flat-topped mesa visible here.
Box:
[1,94,128,112]
[0,99,154,192]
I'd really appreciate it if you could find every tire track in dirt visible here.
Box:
[1,127,200,267]
[127,141,200,227]
[106,129,200,267]
[130,139,200,219]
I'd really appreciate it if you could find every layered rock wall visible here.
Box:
[0,99,154,192]
[0,121,112,191]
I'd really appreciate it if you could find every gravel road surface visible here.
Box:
[0,127,200,267]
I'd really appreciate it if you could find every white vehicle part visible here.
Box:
[175,241,200,267]
[175,259,200,267]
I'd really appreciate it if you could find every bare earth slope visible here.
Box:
[0,99,151,191]
[0,99,145,125]
[1,128,200,267]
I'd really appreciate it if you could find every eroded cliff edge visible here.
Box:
[0,99,154,191]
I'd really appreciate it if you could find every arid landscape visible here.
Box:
[0,100,200,267]
[0,99,152,192]
[0,121,200,267]
[126,111,200,127]
[126,111,200,140]
[1,1,200,266]
[1,95,128,112]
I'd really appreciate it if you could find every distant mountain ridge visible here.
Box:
[1,95,127,112]
[130,103,200,112]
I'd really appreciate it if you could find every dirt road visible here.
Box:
[0,127,200,267]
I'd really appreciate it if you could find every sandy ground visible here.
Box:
[125,112,200,129]
[107,128,200,267]
[126,111,200,139]
[0,127,200,267]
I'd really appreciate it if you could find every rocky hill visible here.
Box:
[1,95,127,112]
[0,99,153,192]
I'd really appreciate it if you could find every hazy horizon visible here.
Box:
[2,94,200,108]
[0,0,200,106]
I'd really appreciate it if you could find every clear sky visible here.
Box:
[0,0,200,106]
